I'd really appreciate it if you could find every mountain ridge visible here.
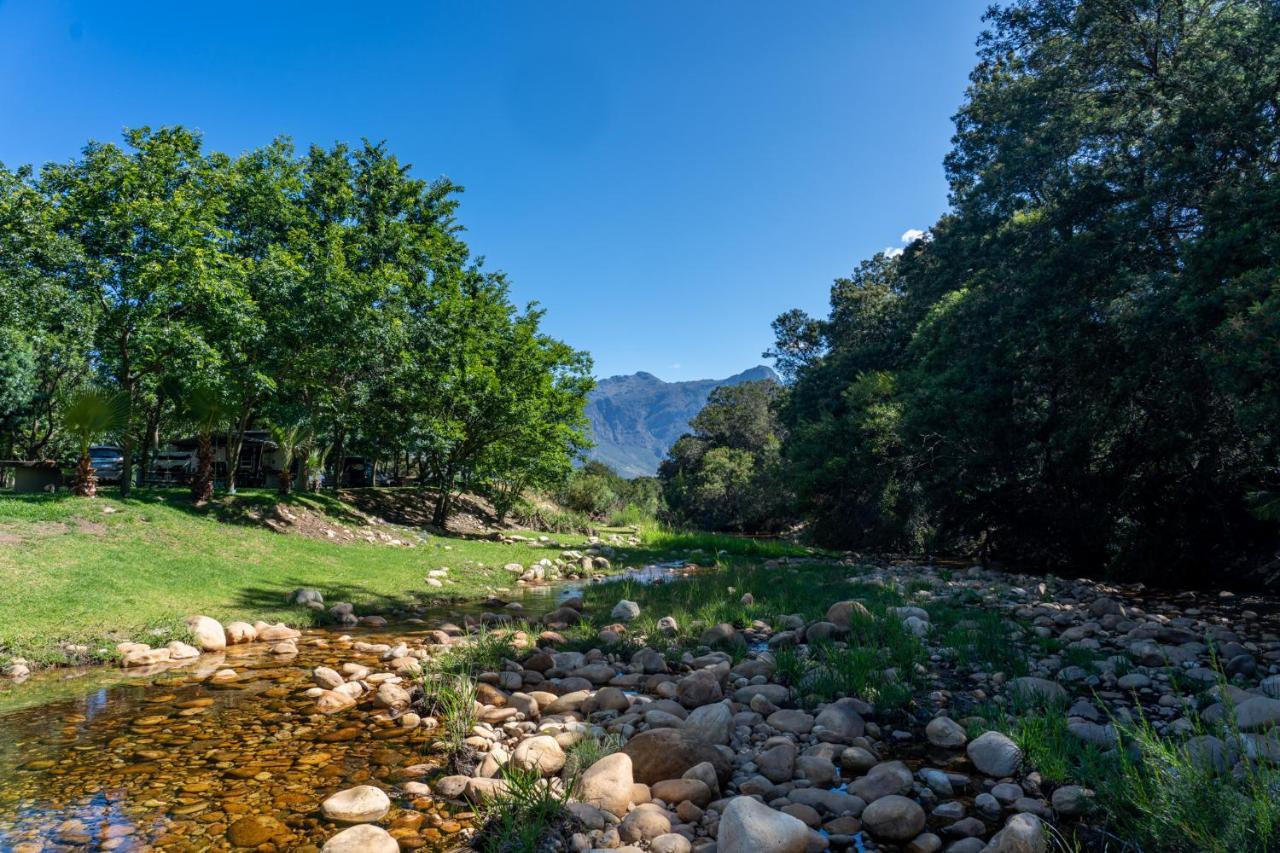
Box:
[585,365,779,477]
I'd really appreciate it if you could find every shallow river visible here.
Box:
[0,564,686,852]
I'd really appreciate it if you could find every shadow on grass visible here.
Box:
[113,487,373,528]
[230,577,488,621]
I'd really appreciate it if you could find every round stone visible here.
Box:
[320,785,391,823]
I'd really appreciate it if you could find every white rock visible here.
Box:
[320,785,391,823]
[184,615,226,651]
[511,735,566,775]
[611,599,641,621]
[321,824,399,852]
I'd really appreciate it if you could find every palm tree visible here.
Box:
[180,387,227,505]
[62,389,128,497]
[304,441,331,493]
[269,423,305,496]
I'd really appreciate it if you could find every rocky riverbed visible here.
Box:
[1,557,1278,852]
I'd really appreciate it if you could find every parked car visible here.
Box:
[88,445,125,484]
[150,448,195,483]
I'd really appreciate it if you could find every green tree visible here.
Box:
[777,0,1280,581]
[659,379,791,531]
[41,127,235,496]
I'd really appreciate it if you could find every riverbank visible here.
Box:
[2,556,1277,852]
[0,490,815,671]
[0,489,616,669]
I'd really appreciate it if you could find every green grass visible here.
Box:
[0,488,599,665]
[475,765,574,853]
[563,731,623,779]
[564,561,926,712]
[928,600,1031,677]
[975,685,1280,853]
[419,671,480,759]
[627,522,817,563]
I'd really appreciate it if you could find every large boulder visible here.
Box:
[1009,677,1067,706]
[288,587,325,607]
[375,681,411,712]
[850,761,913,803]
[926,715,968,748]
[718,796,809,853]
[684,701,733,745]
[619,805,672,842]
[622,728,730,785]
[320,786,390,823]
[767,709,814,735]
[967,731,1022,777]
[611,600,641,621]
[1235,697,1280,732]
[185,615,226,651]
[651,778,713,808]
[813,698,865,743]
[860,794,925,841]
[677,669,723,708]
[986,813,1048,852]
[511,735,566,775]
[316,689,357,714]
[321,825,398,853]
[225,621,257,644]
[577,752,633,817]
[756,737,797,783]
[825,600,871,628]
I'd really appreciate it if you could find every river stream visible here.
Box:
[0,563,687,852]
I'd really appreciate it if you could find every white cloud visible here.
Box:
[669,362,681,369]
[901,228,926,244]
[884,247,904,259]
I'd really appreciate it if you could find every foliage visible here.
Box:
[659,380,793,532]
[563,732,623,779]
[555,560,924,713]
[419,670,479,758]
[556,460,662,525]
[774,0,1280,581]
[0,129,591,524]
[60,389,127,457]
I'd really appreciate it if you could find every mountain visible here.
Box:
[585,365,779,477]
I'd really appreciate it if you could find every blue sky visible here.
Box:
[0,1,991,381]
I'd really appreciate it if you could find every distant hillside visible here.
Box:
[586,366,779,477]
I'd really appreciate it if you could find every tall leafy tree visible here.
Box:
[41,127,237,495]
[777,0,1280,582]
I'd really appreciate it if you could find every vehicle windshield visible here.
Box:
[89,449,121,459]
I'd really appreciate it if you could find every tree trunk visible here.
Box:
[432,464,455,528]
[191,434,214,505]
[226,407,253,493]
[72,454,98,498]
[278,458,293,496]
[138,405,160,490]
[118,369,135,497]
[332,429,346,491]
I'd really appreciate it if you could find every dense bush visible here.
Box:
[556,460,662,523]
[772,0,1280,583]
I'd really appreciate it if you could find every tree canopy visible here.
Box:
[774,0,1280,583]
[0,128,592,521]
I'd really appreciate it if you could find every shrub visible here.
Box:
[475,765,574,853]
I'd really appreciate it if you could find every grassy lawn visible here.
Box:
[0,488,588,665]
